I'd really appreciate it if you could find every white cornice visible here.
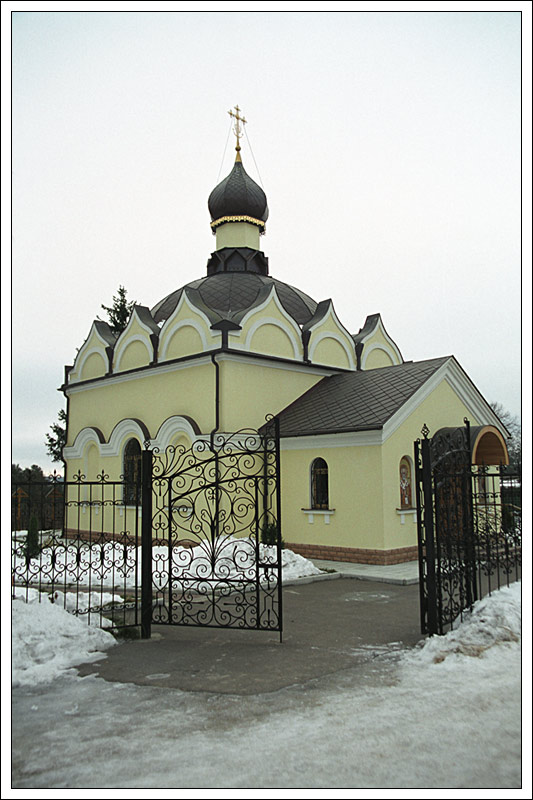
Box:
[383,357,504,439]
[63,427,104,460]
[64,354,215,394]
[216,351,338,376]
[381,360,452,440]
[65,350,339,394]
[281,430,383,450]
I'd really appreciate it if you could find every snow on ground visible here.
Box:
[10,579,525,789]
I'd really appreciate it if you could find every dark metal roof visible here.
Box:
[208,159,268,223]
[151,272,318,326]
[275,357,450,437]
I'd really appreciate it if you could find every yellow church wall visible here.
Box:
[114,339,152,373]
[67,362,215,449]
[79,351,108,381]
[162,324,205,361]
[312,337,352,369]
[248,323,296,360]
[380,377,482,551]
[364,348,395,369]
[218,358,324,431]
[280,445,385,551]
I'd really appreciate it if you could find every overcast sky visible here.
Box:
[5,6,528,473]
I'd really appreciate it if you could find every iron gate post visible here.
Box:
[420,435,438,635]
[141,449,153,639]
[274,415,283,643]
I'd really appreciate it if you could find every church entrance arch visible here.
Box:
[140,418,283,639]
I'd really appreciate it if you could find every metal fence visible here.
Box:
[11,472,141,632]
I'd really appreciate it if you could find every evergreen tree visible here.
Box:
[12,463,46,483]
[100,285,135,335]
[24,515,41,561]
[45,409,67,464]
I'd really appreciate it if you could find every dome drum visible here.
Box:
[206,247,269,276]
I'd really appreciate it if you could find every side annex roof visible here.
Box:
[274,357,451,437]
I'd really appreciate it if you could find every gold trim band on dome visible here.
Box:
[210,215,266,233]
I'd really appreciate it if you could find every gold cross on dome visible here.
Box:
[228,105,247,151]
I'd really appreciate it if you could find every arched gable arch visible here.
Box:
[63,426,106,461]
[158,291,216,360]
[102,418,151,457]
[68,321,114,384]
[309,331,356,370]
[238,287,303,359]
[361,342,397,369]
[151,415,202,452]
[113,335,153,372]
[245,317,301,359]
[112,306,159,373]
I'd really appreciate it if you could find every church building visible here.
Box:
[62,108,509,565]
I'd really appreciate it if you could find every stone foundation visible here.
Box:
[286,542,418,565]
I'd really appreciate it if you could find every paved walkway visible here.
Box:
[308,558,419,585]
[77,567,424,695]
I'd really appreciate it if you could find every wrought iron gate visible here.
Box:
[415,420,521,635]
[141,418,283,639]
[12,420,282,640]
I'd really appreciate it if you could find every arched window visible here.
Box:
[399,456,412,509]
[311,458,329,509]
[123,439,142,506]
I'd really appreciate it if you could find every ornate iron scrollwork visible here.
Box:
[150,422,282,633]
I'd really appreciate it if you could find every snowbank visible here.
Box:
[403,581,521,668]
[12,536,323,588]
[11,588,117,687]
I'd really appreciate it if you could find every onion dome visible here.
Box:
[208,156,269,234]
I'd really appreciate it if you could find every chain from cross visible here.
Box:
[228,105,247,150]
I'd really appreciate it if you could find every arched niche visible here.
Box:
[471,426,510,466]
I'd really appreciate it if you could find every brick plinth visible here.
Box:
[286,542,418,565]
